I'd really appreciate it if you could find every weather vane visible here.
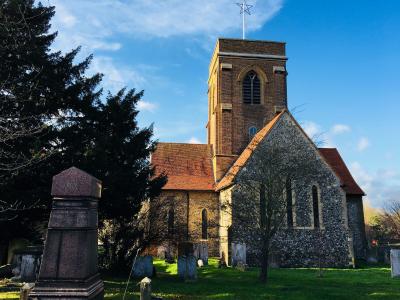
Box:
[236,0,253,40]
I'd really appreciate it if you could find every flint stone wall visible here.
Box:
[226,113,351,267]
[347,196,367,260]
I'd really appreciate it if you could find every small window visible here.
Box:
[249,126,257,139]
[167,209,174,236]
[243,71,261,104]
[312,186,320,228]
[286,178,293,228]
[201,209,208,239]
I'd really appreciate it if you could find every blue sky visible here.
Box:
[48,0,399,208]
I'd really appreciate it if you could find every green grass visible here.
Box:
[1,260,399,299]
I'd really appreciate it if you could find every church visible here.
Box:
[150,38,367,267]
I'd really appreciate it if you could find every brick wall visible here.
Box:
[208,38,288,180]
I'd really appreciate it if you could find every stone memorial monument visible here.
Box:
[29,167,104,299]
[390,249,400,278]
[177,255,197,280]
[194,242,208,265]
[177,241,197,280]
[231,243,246,267]
[132,256,154,278]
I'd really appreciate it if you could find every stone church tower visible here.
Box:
[207,39,288,180]
[150,37,367,266]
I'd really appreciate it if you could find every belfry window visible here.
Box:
[243,71,261,104]
[201,209,208,239]
[312,185,320,228]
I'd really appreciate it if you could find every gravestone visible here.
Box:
[194,242,208,265]
[177,256,197,280]
[29,167,104,299]
[132,256,154,278]
[7,238,29,264]
[11,246,42,282]
[139,277,151,300]
[390,249,400,278]
[231,243,246,267]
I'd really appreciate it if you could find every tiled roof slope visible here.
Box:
[214,110,365,197]
[151,143,215,191]
[319,148,365,196]
[215,111,284,191]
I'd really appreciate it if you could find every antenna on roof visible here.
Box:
[236,0,253,40]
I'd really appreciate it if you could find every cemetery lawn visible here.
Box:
[1,259,399,299]
[103,259,399,300]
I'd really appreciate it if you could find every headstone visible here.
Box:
[177,255,197,280]
[231,243,246,267]
[29,167,104,300]
[178,242,194,257]
[11,246,42,282]
[140,277,151,300]
[7,239,29,264]
[197,259,204,268]
[193,242,208,265]
[132,256,154,278]
[390,249,400,278]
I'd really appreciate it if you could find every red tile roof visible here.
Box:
[319,148,365,196]
[151,143,215,191]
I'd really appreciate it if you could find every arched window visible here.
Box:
[249,126,257,140]
[286,178,293,228]
[201,209,208,239]
[243,71,261,104]
[312,185,320,228]
[167,209,174,236]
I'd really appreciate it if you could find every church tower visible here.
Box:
[207,38,288,180]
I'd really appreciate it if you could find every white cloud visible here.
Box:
[49,0,283,47]
[302,121,321,139]
[137,100,158,113]
[187,137,202,144]
[301,121,334,147]
[154,121,203,140]
[350,162,400,208]
[47,0,283,92]
[357,137,370,152]
[331,124,351,135]
[90,56,146,93]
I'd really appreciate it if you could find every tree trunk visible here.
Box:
[259,245,269,283]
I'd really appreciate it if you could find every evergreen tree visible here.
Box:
[0,0,166,269]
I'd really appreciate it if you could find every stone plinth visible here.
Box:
[194,242,208,265]
[132,256,153,278]
[231,243,246,267]
[177,255,197,280]
[29,167,104,299]
[391,249,400,278]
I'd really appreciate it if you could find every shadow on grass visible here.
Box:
[102,259,400,300]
